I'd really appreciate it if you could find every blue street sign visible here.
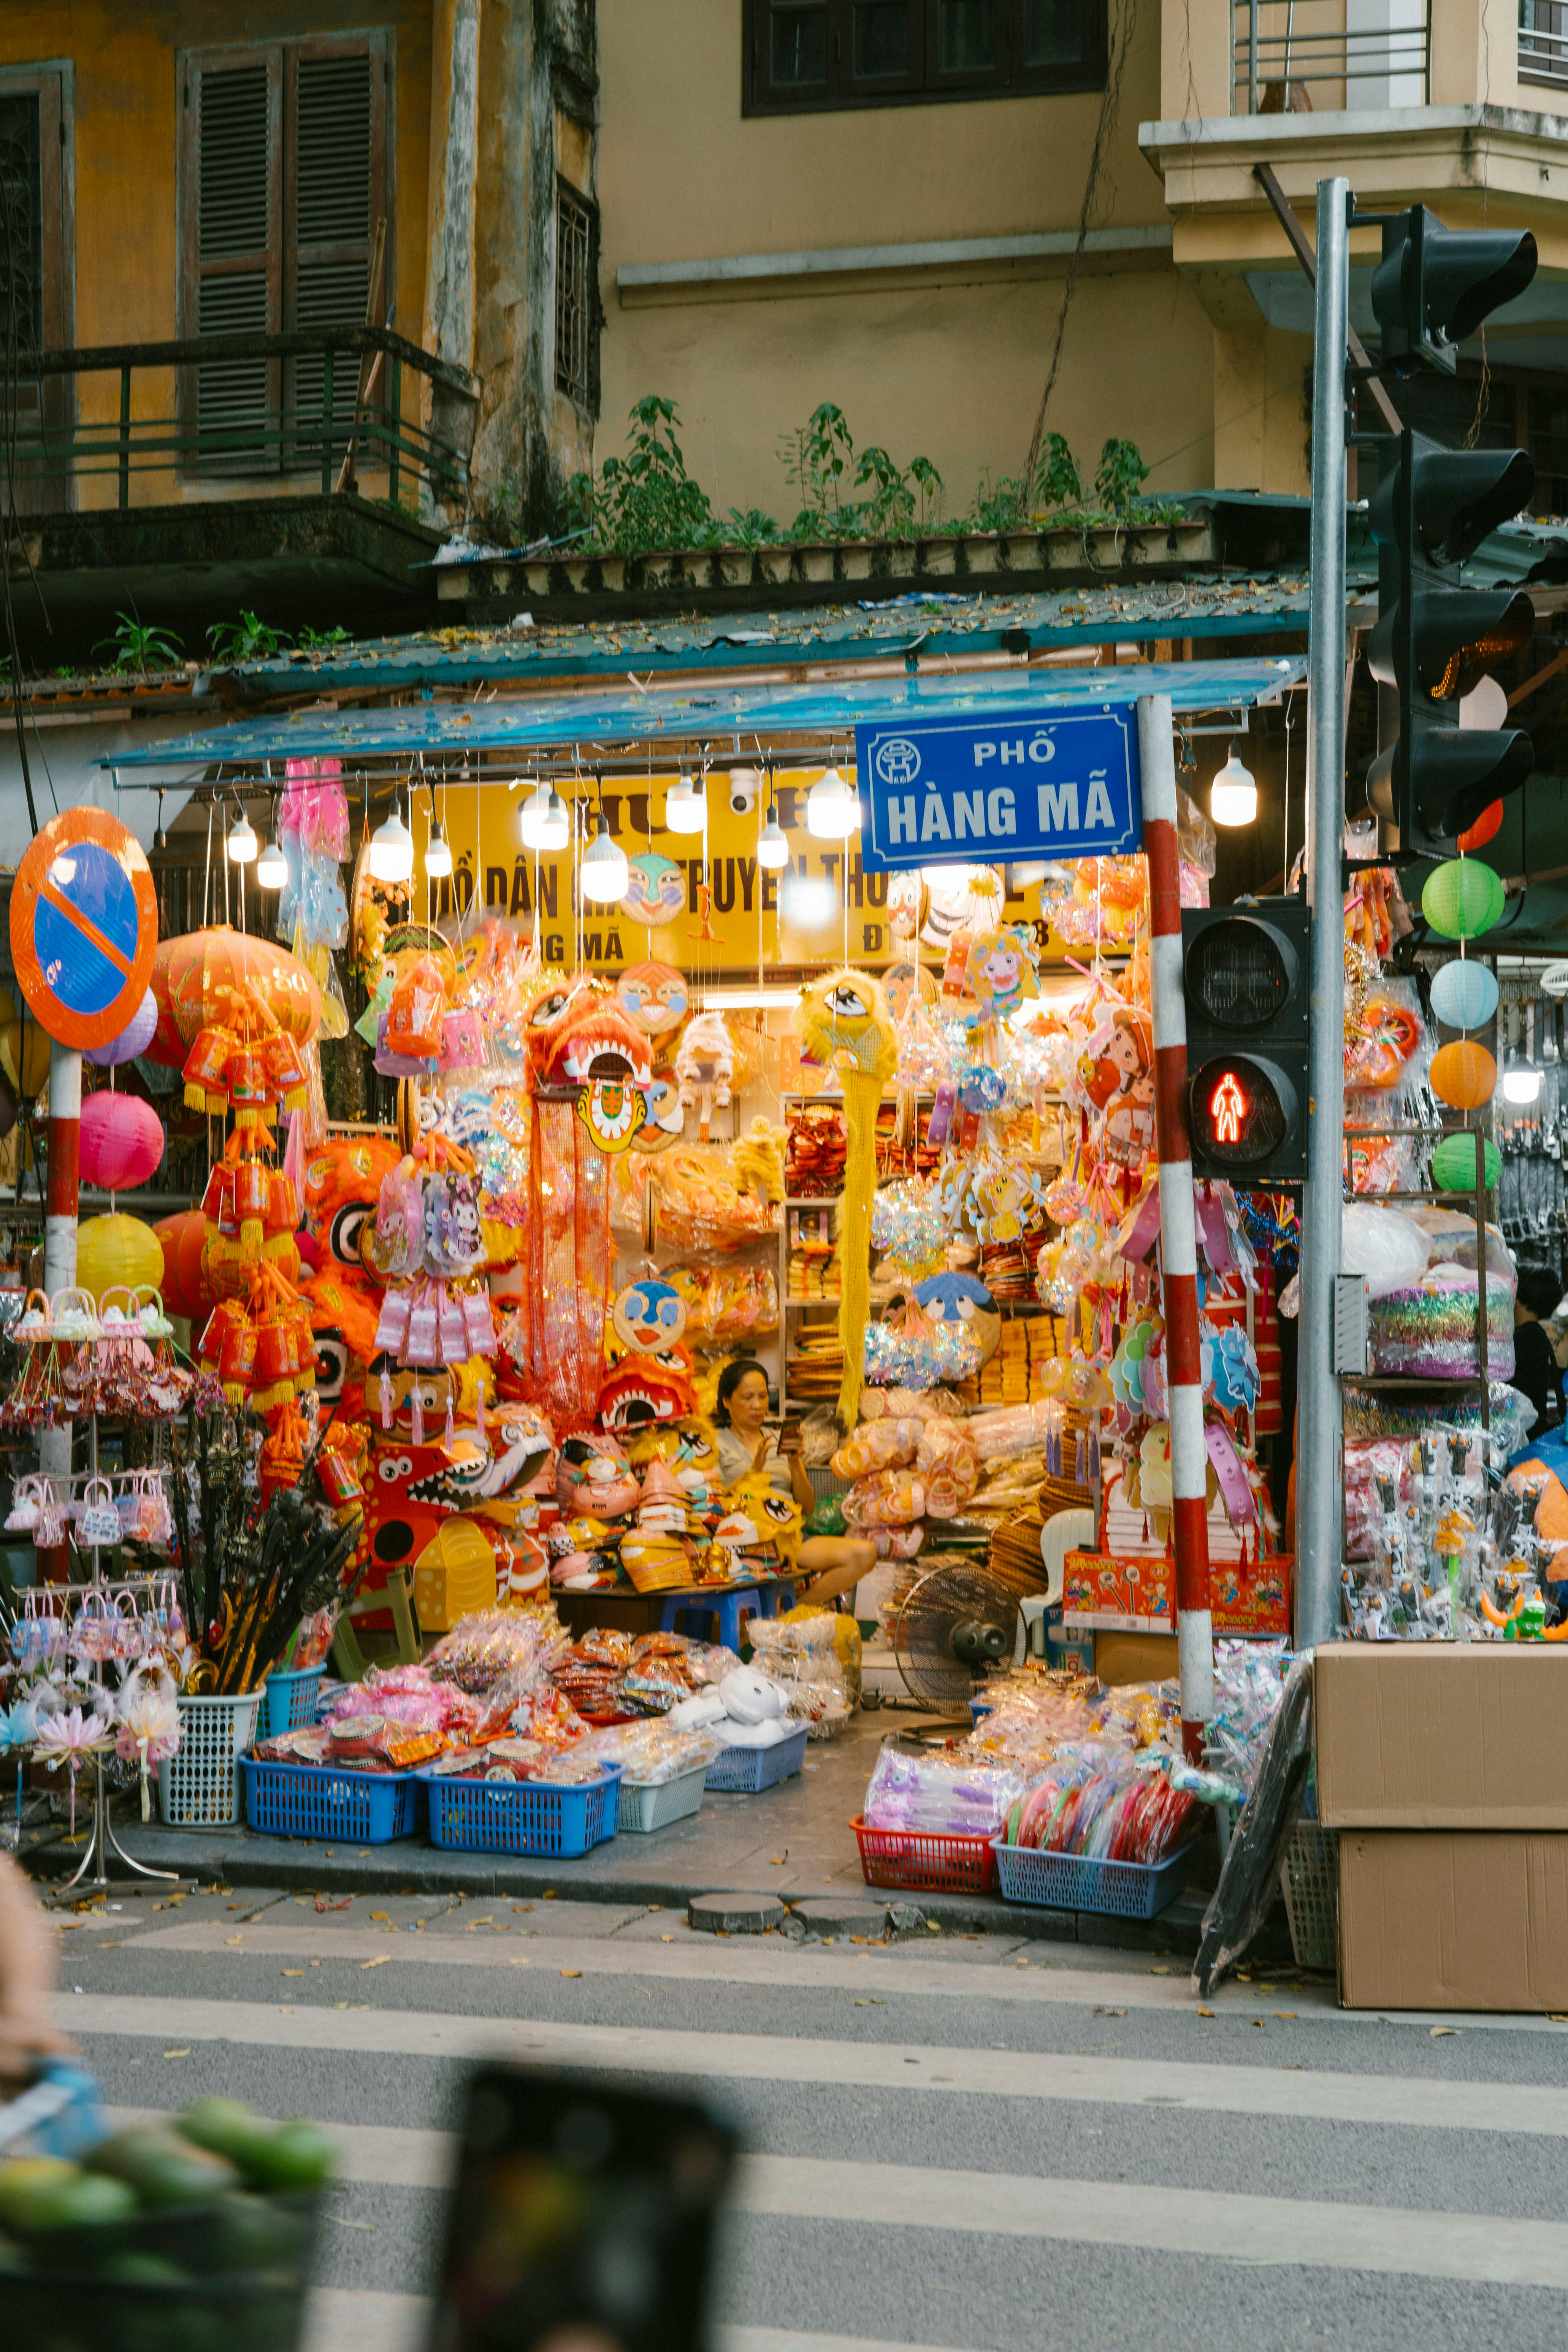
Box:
[855,705,1142,873]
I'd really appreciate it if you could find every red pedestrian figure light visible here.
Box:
[1211,1070,1247,1146]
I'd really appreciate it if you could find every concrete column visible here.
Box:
[1212,324,1267,489]
[424,0,482,377]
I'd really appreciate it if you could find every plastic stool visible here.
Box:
[659,1586,763,1651]
[754,1580,796,1619]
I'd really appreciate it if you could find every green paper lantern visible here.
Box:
[1422,859,1505,940]
[1431,1132,1501,1192]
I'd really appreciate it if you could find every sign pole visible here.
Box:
[36,1039,79,1528]
[1138,692,1212,1760]
[1297,178,1350,1651]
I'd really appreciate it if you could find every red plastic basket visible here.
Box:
[851,1813,999,1896]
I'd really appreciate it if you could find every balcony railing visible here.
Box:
[1232,0,1430,115]
[1520,2,1568,90]
[0,324,479,515]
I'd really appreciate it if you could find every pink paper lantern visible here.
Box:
[79,1092,163,1192]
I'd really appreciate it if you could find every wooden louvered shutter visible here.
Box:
[182,51,281,472]
[284,38,387,447]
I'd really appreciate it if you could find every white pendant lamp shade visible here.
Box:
[757,807,788,870]
[256,832,288,888]
[1503,1050,1543,1106]
[425,822,454,879]
[806,765,859,839]
[369,801,414,883]
[226,810,258,865]
[666,772,706,834]
[520,783,569,851]
[1209,749,1258,828]
[581,813,630,903]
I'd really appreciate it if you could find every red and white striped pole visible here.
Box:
[37,1038,80,1575]
[1138,694,1213,1762]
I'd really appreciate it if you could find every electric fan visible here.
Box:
[891,1559,1020,1712]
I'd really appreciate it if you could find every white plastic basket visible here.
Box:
[617,1765,708,1835]
[158,1691,265,1828]
[1280,1820,1338,1970]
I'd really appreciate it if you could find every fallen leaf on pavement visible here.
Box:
[1196,2007,1215,2019]
[369,1912,390,1922]
[1275,2011,1298,2020]
[163,2048,190,2059]
[224,1935,242,1946]
[361,1956,390,1970]
[1093,2006,1127,2018]
[315,1898,352,1914]
[281,1969,304,1978]
[561,1969,582,1979]
[1430,2026,1459,2037]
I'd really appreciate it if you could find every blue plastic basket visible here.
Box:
[258,1667,325,1738]
[704,1725,809,1793]
[991,1835,1197,1920]
[968,1697,995,1725]
[241,1757,422,1843]
[424,1764,622,1856]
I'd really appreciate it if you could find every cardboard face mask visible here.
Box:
[613,1275,689,1354]
[617,960,689,1037]
[597,1345,698,1433]
[619,851,687,928]
[555,1431,641,1520]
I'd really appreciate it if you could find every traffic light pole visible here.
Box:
[1297,177,1350,1651]
[1138,692,1212,1758]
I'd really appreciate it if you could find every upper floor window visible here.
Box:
[555,177,599,412]
[178,34,389,472]
[743,0,1106,114]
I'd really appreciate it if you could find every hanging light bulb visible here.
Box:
[806,764,859,839]
[520,783,570,852]
[226,807,258,865]
[1503,1048,1543,1106]
[368,796,414,883]
[256,826,288,888]
[757,801,788,870]
[666,771,706,834]
[1209,747,1257,827]
[581,810,630,903]
[425,821,453,879]
[1010,860,1048,888]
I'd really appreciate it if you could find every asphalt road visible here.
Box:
[43,1879,1568,2352]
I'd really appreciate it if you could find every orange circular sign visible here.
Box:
[9,809,159,1051]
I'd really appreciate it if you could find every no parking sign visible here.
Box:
[9,809,158,1051]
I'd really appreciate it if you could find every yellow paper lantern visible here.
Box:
[3,1019,51,1098]
[1430,1040,1497,1110]
[76,1212,164,1304]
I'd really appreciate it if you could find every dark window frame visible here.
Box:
[742,0,1107,116]
[554,171,600,417]
[0,63,74,512]
[176,30,392,479]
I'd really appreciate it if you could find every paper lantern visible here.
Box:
[1422,860,1505,941]
[1429,959,1498,1032]
[76,1213,164,1304]
[85,989,160,1069]
[1429,1041,1496,1110]
[155,1209,214,1322]
[1457,800,1504,853]
[0,1073,16,1145]
[79,1092,163,1191]
[151,926,322,1065]
[2,1019,51,1098]
[1431,1133,1501,1193]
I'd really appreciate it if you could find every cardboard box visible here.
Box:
[1094,1629,1178,1686]
[1339,1830,1568,2011]
[1316,1642,1568,1829]
[1062,1550,1291,1637]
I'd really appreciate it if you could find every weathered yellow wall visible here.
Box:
[0,3,433,497]
[597,0,1217,517]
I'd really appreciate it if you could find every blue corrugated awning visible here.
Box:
[99,655,1303,773]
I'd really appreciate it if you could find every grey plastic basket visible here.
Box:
[705,1725,809,1793]
[1280,1820,1338,1969]
[617,1764,709,1834]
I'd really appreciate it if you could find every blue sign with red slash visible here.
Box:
[10,810,158,1051]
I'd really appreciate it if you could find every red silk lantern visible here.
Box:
[155,1211,214,1322]
[79,1092,163,1191]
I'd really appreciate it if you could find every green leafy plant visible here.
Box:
[1033,433,1083,512]
[206,610,290,662]
[724,506,782,548]
[565,396,717,556]
[1094,437,1151,516]
[779,402,857,537]
[296,624,352,651]
[93,613,185,674]
[967,471,1031,534]
[853,446,945,539]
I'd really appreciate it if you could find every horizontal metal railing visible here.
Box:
[1233,0,1431,114]
[1519,2,1568,89]
[0,325,479,513]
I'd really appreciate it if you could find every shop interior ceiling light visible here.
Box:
[1503,1048,1543,1106]
[255,828,288,889]
[807,765,860,840]
[226,809,258,865]
[519,783,569,852]
[757,804,788,870]
[1209,749,1257,828]
[666,772,706,835]
[581,812,630,903]
[702,985,802,1011]
[1010,860,1048,887]
[780,872,836,928]
[369,800,414,884]
[425,822,454,879]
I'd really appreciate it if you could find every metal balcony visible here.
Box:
[1232,0,1431,115]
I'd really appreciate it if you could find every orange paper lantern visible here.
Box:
[1430,1039,1497,1109]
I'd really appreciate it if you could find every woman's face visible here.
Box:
[728,1371,769,1429]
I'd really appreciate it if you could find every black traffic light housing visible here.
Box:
[1182,901,1311,1184]
[1370,206,1536,376]
[1367,430,1536,859]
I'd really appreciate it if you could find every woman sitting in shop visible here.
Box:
[713,1357,877,1606]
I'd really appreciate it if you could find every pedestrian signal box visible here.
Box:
[1181,902,1311,1183]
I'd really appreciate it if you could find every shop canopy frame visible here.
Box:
[97,657,1304,791]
